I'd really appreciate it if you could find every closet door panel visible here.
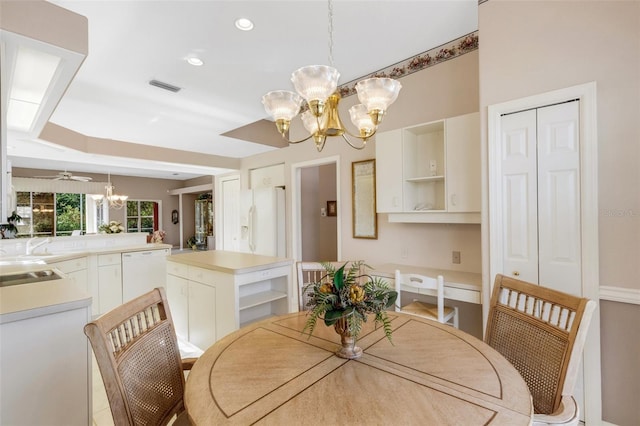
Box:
[500,110,538,283]
[537,102,582,296]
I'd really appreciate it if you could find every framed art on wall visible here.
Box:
[352,159,377,239]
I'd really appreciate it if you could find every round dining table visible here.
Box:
[184,311,533,425]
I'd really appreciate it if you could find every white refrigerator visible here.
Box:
[239,187,285,257]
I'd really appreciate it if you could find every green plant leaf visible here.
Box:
[324,309,344,326]
[333,262,347,291]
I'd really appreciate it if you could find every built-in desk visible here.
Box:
[369,263,482,304]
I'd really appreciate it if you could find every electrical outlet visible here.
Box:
[452,251,461,264]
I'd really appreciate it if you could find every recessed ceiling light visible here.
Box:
[187,56,204,66]
[235,18,254,31]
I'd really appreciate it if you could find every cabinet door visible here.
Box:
[98,264,123,314]
[375,129,403,212]
[446,112,481,212]
[188,281,216,351]
[166,275,189,342]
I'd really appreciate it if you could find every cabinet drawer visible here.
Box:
[51,257,87,273]
[98,253,121,266]
[188,266,216,285]
[167,261,188,277]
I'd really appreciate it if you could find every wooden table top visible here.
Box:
[184,312,533,425]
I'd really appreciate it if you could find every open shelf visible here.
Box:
[405,175,444,183]
[239,290,288,311]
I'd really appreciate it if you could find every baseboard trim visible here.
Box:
[599,286,640,305]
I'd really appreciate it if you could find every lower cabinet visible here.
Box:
[97,253,123,315]
[166,260,291,350]
[49,257,88,293]
[166,274,217,350]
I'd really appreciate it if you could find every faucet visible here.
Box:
[26,237,51,255]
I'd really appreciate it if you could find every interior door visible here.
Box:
[500,109,539,283]
[499,100,584,417]
[536,102,582,295]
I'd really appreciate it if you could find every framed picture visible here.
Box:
[352,159,378,239]
[327,200,337,217]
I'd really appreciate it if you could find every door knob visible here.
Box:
[513,271,520,276]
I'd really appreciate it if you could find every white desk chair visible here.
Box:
[394,270,459,328]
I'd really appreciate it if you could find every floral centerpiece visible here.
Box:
[150,230,166,243]
[99,221,124,234]
[302,261,397,359]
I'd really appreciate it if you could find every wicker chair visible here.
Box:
[485,274,596,426]
[84,287,197,426]
[394,270,459,328]
[296,261,365,311]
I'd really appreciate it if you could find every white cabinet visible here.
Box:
[444,112,481,213]
[166,262,217,350]
[166,258,291,350]
[97,253,122,314]
[49,256,88,293]
[375,129,404,213]
[375,112,480,223]
[166,273,189,341]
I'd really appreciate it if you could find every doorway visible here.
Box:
[291,156,341,263]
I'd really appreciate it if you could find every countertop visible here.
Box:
[0,243,171,273]
[0,270,91,324]
[167,250,293,274]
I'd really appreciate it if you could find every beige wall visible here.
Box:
[241,50,481,271]
[479,1,640,425]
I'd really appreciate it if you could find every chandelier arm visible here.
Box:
[341,126,378,141]
[279,132,315,145]
[341,133,369,150]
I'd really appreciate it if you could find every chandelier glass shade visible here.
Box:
[261,0,402,152]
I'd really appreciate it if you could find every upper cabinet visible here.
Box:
[375,112,480,224]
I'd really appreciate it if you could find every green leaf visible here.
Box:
[323,309,344,326]
[333,262,347,291]
[385,291,398,308]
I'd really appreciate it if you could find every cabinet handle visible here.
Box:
[513,271,520,277]
[450,193,457,206]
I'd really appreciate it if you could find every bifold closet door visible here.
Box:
[536,102,582,296]
[500,100,581,296]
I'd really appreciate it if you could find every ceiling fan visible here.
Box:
[34,171,93,182]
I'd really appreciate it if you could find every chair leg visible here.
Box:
[453,307,459,329]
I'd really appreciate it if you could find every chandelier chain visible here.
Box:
[327,0,334,67]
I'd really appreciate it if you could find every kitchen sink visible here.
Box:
[0,270,63,287]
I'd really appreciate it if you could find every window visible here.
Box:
[126,200,159,234]
[16,191,88,237]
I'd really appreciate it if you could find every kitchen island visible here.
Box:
[166,250,293,350]
[0,265,92,426]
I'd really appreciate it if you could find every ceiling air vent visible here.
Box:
[149,79,181,93]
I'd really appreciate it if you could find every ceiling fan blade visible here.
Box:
[33,171,91,181]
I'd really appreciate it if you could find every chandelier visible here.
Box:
[261,0,402,152]
[91,173,128,209]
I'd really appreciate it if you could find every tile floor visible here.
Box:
[91,353,114,426]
